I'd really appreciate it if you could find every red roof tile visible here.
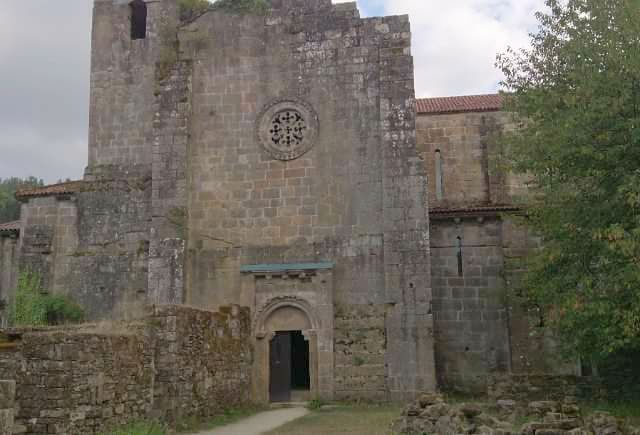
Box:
[0,221,20,233]
[15,181,84,199]
[416,94,504,115]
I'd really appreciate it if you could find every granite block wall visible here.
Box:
[0,236,18,320]
[150,305,252,424]
[416,110,525,209]
[0,380,15,435]
[17,177,152,321]
[0,330,153,434]
[334,304,387,401]
[89,0,178,167]
[430,217,510,393]
[0,305,252,434]
[179,0,435,400]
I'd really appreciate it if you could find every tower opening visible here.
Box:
[130,0,147,40]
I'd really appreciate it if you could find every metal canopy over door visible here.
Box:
[269,332,292,402]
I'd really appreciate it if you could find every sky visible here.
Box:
[0,0,545,184]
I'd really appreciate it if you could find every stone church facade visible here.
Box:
[0,0,573,403]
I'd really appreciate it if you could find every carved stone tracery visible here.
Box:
[256,99,319,161]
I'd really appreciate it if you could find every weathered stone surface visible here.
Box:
[0,305,251,434]
[391,397,638,435]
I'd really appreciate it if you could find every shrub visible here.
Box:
[210,0,269,15]
[178,0,211,21]
[8,270,85,327]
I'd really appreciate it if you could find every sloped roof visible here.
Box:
[0,221,20,234]
[416,94,504,115]
[15,181,84,199]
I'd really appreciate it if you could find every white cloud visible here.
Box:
[0,0,546,183]
[382,0,545,97]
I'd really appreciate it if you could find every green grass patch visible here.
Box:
[176,405,267,432]
[581,400,640,426]
[265,403,402,435]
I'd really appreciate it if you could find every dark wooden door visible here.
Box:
[269,332,291,402]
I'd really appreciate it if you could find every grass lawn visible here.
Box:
[264,404,402,435]
[176,406,268,433]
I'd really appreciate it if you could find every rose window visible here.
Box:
[269,110,308,150]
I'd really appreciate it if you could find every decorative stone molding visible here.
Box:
[254,295,320,338]
[256,98,319,161]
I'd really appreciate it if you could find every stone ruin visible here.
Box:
[391,393,640,435]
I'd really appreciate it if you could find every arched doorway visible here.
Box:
[253,298,320,403]
[269,330,310,402]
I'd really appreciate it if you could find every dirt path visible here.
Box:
[195,407,309,435]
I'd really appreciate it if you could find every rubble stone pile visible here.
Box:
[390,393,640,435]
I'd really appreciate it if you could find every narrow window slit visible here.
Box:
[456,236,463,277]
[435,149,444,200]
[130,0,147,40]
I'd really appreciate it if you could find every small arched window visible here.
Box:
[435,149,444,201]
[130,0,147,40]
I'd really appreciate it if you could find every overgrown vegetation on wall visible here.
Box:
[9,270,85,327]
[178,0,211,21]
[210,0,269,14]
[178,0,269,20]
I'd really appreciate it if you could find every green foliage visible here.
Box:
[496,0,640,362]
[9,270,85,327]
[10,271,47,327]
[0,177,44,223]
[595,348,640,402]
[307,398,326,410]
[178,0,211,21]
[99,421,167,435]
[44,294,85,325]
[210,0,269,15]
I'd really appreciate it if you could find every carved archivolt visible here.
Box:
[253,296,320,338]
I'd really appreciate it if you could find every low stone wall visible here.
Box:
[488,373,602,402]
[150,305,252,424]
[2,331,153,434]
[0,304,252,434]
[0,380,15,435]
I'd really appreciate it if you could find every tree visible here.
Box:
[497,0,640,362]
[0,177,44,223]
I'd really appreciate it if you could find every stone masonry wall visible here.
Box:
[416,110,522,209]
[0,330,153,434]
[150,305,252,424]
[430,217,510,393]
[147,60,192,306]
[18,178,152,321]
[0,236,18,319]
[334,304,387,401]
[0,305,252,434]
[180,0,435,400]
[0,380,15,435]
[89,0,178,168]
